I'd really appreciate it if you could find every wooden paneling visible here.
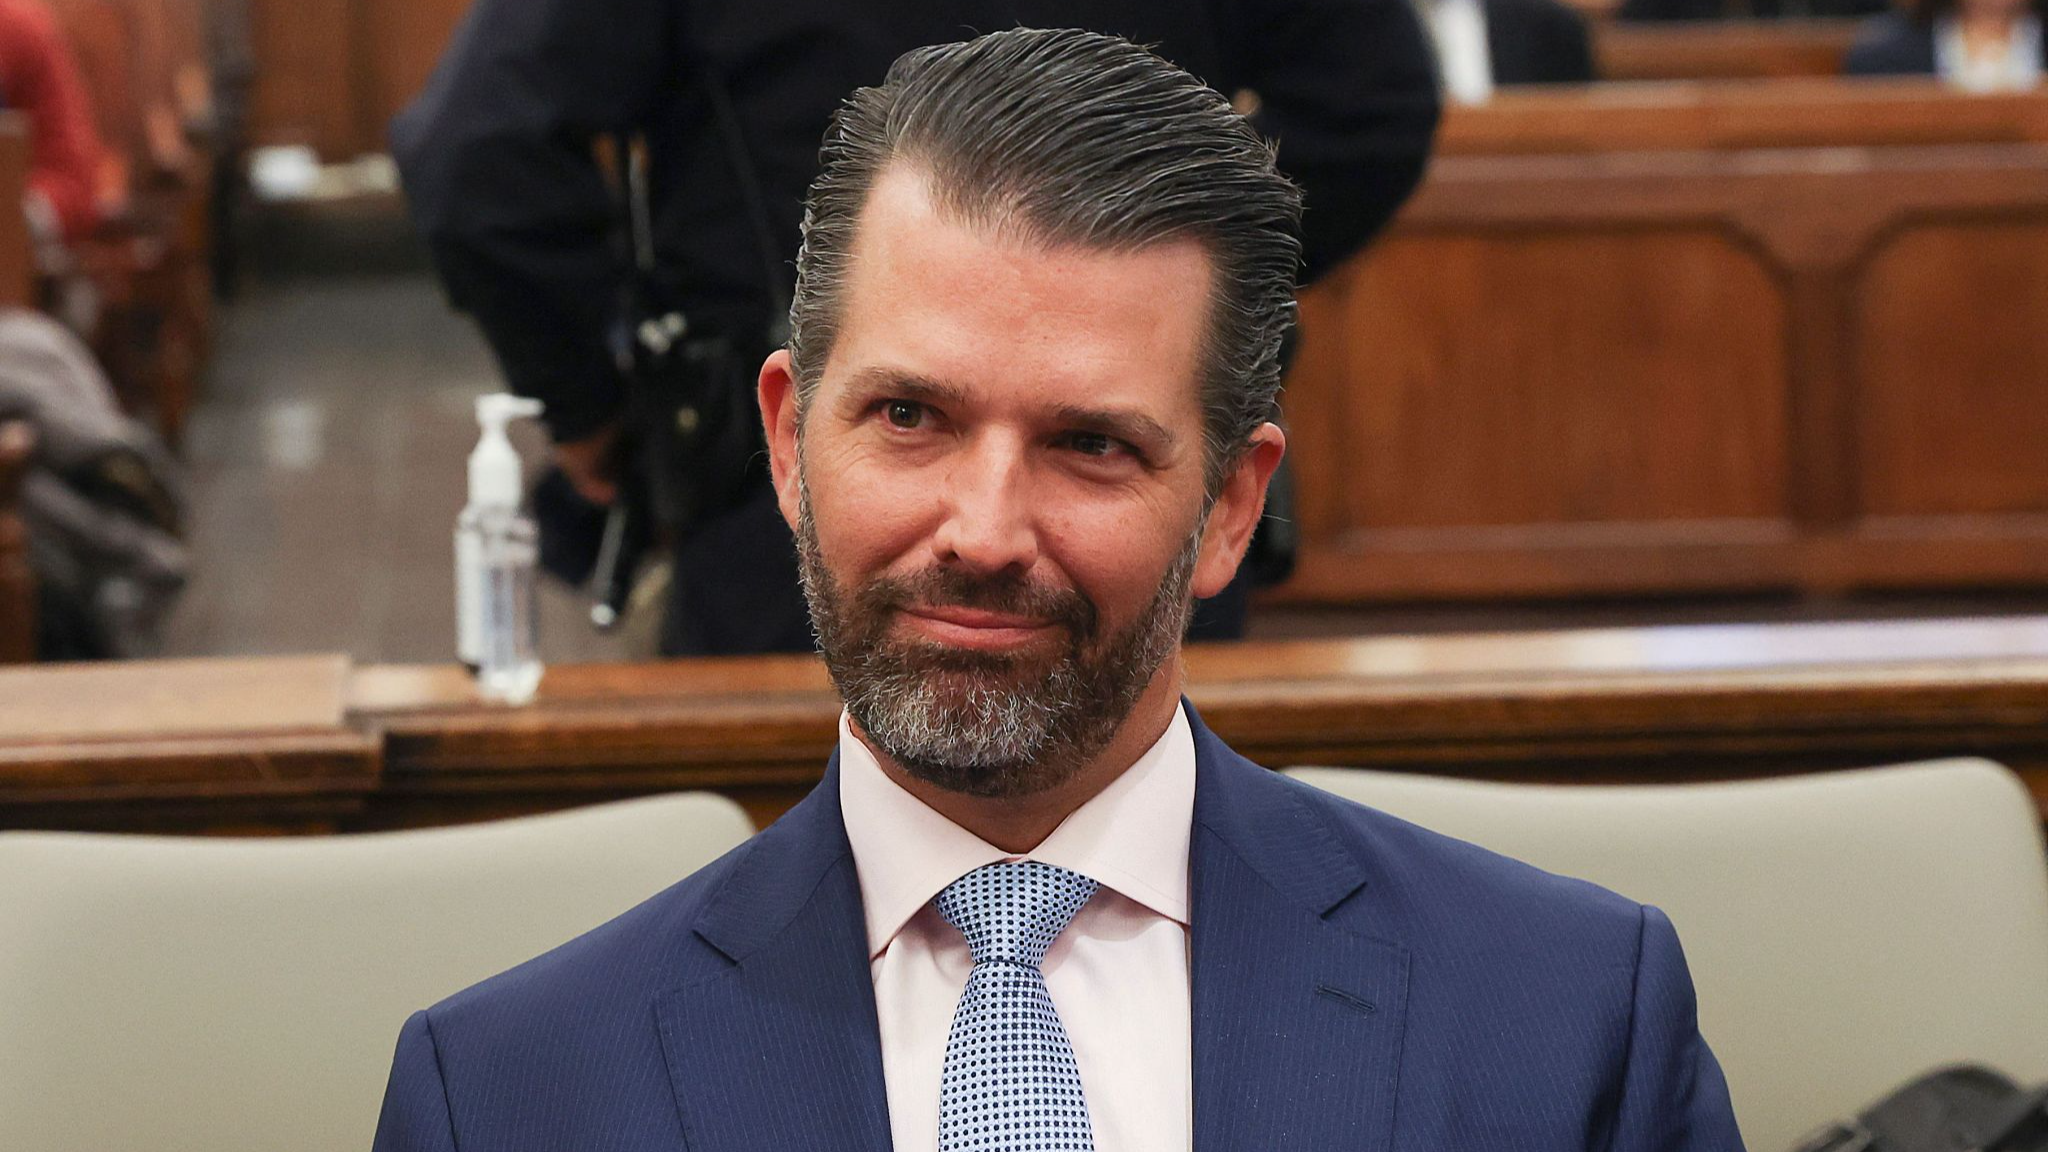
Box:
[1283,107,2048,604]
[1593,20,1860,82]
[244,0,470,159]
[244,0,364,158]
[1327,229,1789,529]
[5,618,2048,831]
[356,0,470,153]
[1857,223,2048,518]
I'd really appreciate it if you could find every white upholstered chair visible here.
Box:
[1286,759,2048,1152]
[0,791,754,1152]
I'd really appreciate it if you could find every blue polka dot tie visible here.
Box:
[934,861,1100,1152]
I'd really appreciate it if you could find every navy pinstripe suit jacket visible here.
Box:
[372,706,1746,1150]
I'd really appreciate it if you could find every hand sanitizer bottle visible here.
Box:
[456,393,546,704]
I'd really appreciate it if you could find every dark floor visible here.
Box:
[159,203,2048,664]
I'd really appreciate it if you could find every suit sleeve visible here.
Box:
[372,1010,461,1152]
[1235,0,1442,284]
[389,0,671,442]
[1607,905,1747,1152]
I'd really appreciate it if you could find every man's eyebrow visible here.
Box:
[1052,404,1180,453]
[838,368,968,408]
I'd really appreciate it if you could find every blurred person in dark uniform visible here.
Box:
[1420,0,1596,105]
[392,1,1439,656]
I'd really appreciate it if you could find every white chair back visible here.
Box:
[0,792,754,1152]
[1286,759,2048,1152]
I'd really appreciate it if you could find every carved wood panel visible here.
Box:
[1283,142,2048,603]
[1856,220,2048,518]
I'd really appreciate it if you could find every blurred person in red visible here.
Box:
[0,0,111,250]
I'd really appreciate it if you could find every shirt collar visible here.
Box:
[839,701,1196,960]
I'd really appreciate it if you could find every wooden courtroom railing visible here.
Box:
[1439,79,2048,155]
[1282,84,2048,608]
[1592,20,1860,83]
[4,617,2048,832]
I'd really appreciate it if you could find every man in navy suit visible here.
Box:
[373,28,1744,1152]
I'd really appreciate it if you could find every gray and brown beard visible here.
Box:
[794,482,1203,800]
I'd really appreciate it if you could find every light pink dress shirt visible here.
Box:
[838,701,1197,1152]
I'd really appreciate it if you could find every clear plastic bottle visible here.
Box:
[456,394,545,704]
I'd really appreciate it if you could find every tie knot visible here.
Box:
[934,861,1098,969]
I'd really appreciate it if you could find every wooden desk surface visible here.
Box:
[352,616,2048,828]
[5,616,2046,832]
[0,654,378,829]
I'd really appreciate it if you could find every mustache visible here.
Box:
[857,566,1097,639]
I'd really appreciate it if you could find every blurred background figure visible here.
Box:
[0,0,111,252]
[389,0,1441,656]
[1421,0,1598,104]
[1845,0,2044,88]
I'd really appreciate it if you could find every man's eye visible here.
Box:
[1065,431,1125,459]
[883,401,925,429]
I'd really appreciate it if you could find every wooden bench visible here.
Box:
[46,0,219,446]
[0,116,37,664]
[1281,82,2048,608]
[3,616,2047,832]
[1592,19,1862,82]
[0,114,34,309]
[0,420,32,664]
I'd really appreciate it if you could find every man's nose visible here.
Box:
[930,435,1040,576]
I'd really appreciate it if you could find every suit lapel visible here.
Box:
[1187,708,1411,1151]
[654,757,892,1152]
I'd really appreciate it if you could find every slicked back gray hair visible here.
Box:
[786,27,1303,493]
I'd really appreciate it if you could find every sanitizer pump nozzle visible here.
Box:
[457,393,546,704]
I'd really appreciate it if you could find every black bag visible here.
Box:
[1792,1066,2048,1152]
[622,308,773,538]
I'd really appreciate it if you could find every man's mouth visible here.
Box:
[897,604,1060,650]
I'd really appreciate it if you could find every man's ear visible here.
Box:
[1191,422,1287,600]
[758,348,803,532]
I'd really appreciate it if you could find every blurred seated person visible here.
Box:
[1844,0,2043,88]
[0,0,111,250]
[1425,0,1596,104]
[1620,0,1888,21]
